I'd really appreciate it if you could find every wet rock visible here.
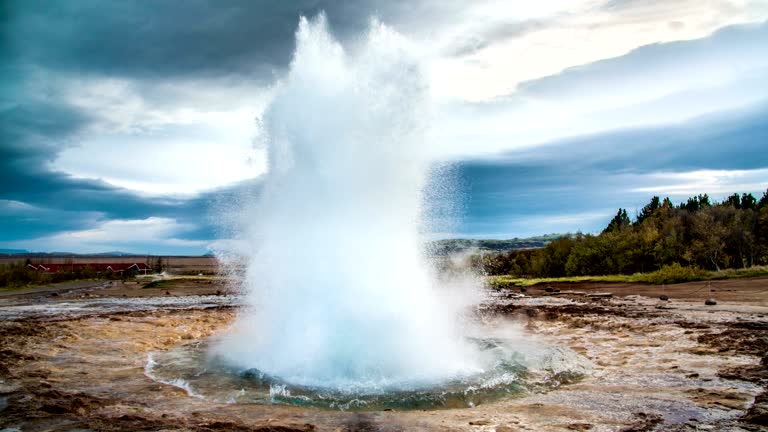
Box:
[674,320,710,329]
[202,420,315,431]
[519,287,527,293]
[0,349,37,362]
[49,292,59,297]
[742,391,768,426]
[621,412,662,431]
[545,286,554,293]
[719,364,768,383]
[469,419,493,425]
[524,308,538,317]
[659,294,669,301]
[567,423,593,431]
[165,291,171,295]
[705,298,717,305]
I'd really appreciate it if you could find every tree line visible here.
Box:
[474,190,768,277]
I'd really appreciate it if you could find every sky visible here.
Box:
[2,0,768,254]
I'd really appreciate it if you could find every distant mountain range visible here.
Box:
[1,236,563,258]
[0,249,142,257]
[429,234,564,256]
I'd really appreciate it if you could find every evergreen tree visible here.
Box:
[603,208,631,233]
[741,193,757,210]
[636,196,661,225]
[725,193,742,208]
[757,189,768,209]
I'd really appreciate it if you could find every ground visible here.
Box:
[0,276,766,431]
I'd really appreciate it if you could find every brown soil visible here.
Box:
[520,276,768,304]
[0,276,236,299]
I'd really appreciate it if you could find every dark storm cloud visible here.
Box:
[2,0,402,82]
[503,103,768,172]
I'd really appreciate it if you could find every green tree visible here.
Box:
[636,196,661,225]
[755,206,768,264]
[726,208,757,267]
[603,208,631,234]
[690,207,728,271]
[725,193,742,208]
[741,193,757,210]
[757,189,768,210]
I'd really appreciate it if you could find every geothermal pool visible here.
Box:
[145,335,591,411]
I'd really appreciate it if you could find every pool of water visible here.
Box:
[145,336,593,410]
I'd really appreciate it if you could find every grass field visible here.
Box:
[487,264,768,288]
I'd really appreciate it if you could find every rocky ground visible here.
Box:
[0,277,766,431]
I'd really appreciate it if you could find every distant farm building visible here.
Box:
[27,263,152,276]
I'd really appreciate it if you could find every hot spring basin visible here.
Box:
[144,337,593,410]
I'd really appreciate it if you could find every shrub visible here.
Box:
[639,263,710,285]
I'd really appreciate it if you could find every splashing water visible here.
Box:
[212,15,486,392]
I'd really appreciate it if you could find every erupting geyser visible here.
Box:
[143,16,593,407]
[214,15,482,391]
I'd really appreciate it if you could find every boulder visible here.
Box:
[704,298,717,306]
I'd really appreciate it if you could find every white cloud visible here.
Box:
[428,21,768,159]
[51,76,271,195]
[423,0,768,100]
[629,168,768,198]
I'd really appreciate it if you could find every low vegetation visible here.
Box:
[488,264,768,288]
